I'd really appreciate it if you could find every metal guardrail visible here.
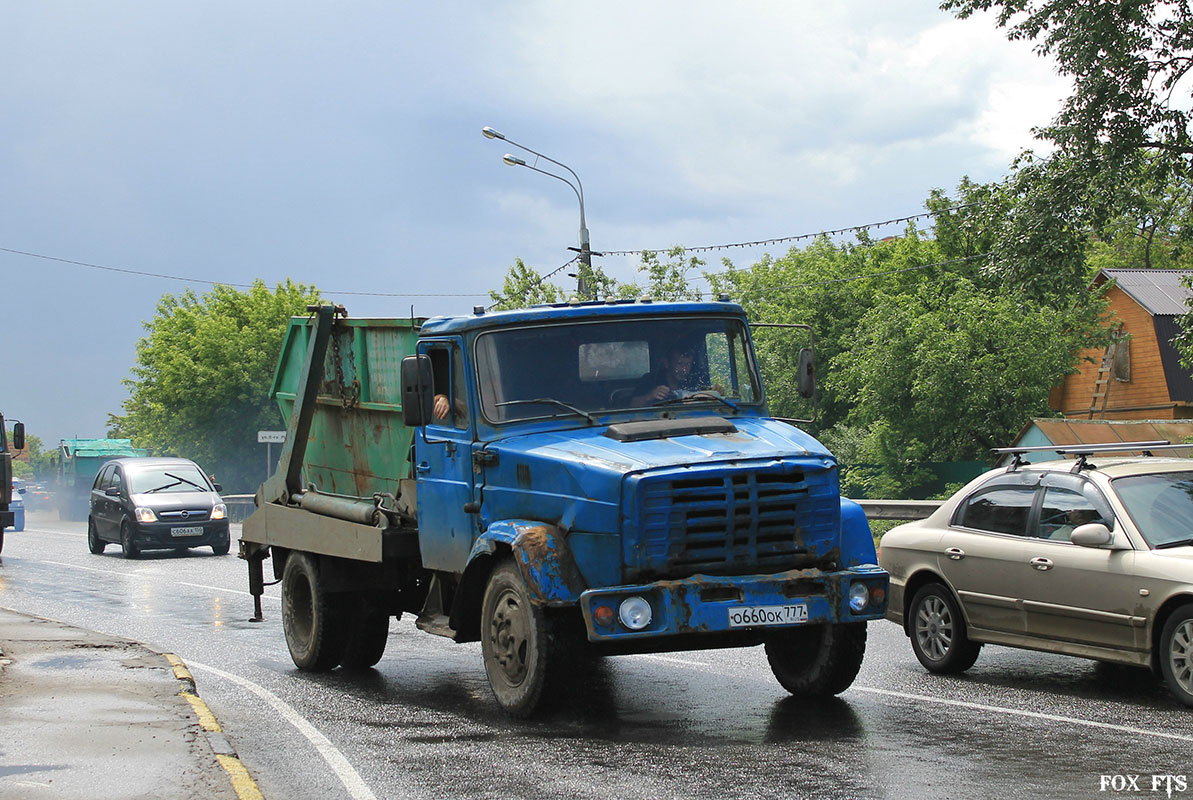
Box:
[223,494,256,523]
[854,499,944,521]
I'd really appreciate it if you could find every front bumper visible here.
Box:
[130,519,230,549]
[579,564,888,642]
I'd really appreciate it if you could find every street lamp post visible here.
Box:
[483,127,592,298]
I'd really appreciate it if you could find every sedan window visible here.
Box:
[1112,472,1193,548]
[957,485,1036,535]
[1036,487,1107,542]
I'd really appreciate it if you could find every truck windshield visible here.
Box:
[475,316,762,423]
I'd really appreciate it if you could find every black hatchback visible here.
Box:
[88,457,230,558]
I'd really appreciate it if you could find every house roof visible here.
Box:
[1099,269,1192,316]
[1011,418,1193,459]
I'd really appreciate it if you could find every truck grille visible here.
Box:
[627,463,839,580]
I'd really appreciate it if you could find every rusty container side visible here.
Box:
[271,316,423,499]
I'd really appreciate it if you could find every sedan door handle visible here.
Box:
[945,547,965,560]
[1030,557,1054,571]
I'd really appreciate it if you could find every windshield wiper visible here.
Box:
[655,392,739,412]
[165,472,206,490]
[144,472,206,494]
[1155,537,1193,550]
[497,398,595,425]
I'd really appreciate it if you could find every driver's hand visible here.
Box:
[433,394,450,419]
[649,385,671,402]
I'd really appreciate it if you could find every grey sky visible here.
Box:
[1,2,1065,445]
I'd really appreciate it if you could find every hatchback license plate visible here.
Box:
[728,604,808,628]
[170,526,203,537]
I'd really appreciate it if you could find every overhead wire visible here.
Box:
[0,201,982,298]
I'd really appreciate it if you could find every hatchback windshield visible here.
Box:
[127,465,212,494]
[1112,471,1193,547]
[474,317,762,423]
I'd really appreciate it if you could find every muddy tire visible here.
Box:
[281,552,347,671]
[88,518,106,554]
[481,560,558,717]
[909,583,981,674]
[1160,604,1193,707]
[120,519,140,560]
[765,621,867,696]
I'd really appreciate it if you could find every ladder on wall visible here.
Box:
[1087,345,1114,419]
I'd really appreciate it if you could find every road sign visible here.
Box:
[257,430,286,444]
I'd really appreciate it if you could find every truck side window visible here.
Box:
[429,346,468,430]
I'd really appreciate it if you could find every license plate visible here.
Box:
[728,604,808,627]
[170,526,203,537]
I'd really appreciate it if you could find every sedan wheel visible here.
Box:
[1160,604,1193,707]
[909,583,981,673]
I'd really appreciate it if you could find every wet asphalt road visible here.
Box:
[3,512,1193,800]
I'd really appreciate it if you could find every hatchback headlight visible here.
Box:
[135,507,157,523]
[211,503,227,521]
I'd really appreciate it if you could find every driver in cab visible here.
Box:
[631,344,700,406]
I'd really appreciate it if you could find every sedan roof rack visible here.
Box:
[992,440,1188,472]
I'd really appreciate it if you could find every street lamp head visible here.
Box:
[502,154,526,167]
[482,126,505,140]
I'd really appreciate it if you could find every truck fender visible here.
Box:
[468,519,588,606]
[840,497,878,566]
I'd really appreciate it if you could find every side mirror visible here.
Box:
[12,421,24,451]
[400,354,435,427]
[796,348,815,399]
[213,483,223,493]
[1071,522,1113,548]
[104,487,121,497]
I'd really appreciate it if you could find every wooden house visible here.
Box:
[1051,269,1193,420]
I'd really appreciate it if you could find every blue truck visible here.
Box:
[240,301,887,716]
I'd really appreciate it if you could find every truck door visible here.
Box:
[413,341,479,572]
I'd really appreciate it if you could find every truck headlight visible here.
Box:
[849,582,870,613]
[135,507,157,523]
[211,503,227,520]
[618,596,653,630]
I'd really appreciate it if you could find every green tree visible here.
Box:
[108,279,321,493]
[488,259,565,311]
[831,275,1084,496]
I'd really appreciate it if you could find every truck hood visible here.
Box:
[478,416,836,535]
[490,416,832,473]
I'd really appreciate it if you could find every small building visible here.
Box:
[1051,269,1193,420]
[1006,418,1193,464]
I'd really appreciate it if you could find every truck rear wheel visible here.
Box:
[282,552,347,671]
[339,592,391,669]
[765,621,867,697]
[481,560,556,717]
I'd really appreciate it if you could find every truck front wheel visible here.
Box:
[765,621,867,697]
[481,561,556,717]
[282,553,347,671]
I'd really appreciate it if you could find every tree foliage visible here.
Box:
[108,279,321,493]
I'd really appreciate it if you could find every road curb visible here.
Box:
[162,652,265,800]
